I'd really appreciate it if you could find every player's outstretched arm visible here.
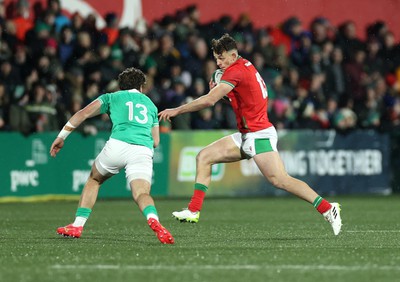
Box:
[50,100,102,157]
[158,83,232,122]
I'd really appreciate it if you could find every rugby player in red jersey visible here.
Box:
[159,34,342,235]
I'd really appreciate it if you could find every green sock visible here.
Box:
[73,207,92,227]
[143,205,159,221]
[312,196,323,208]
[75,207,92,218]
[194,183,208,192]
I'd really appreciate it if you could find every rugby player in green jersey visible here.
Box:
[50,67,174,244]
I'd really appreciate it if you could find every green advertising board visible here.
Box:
[0,132,169,202]
[0,130,391,202]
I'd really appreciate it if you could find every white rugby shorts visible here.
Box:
[95,138,153,183]
[230,126,278,158]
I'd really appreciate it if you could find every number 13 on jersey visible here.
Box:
[125,101,149,124]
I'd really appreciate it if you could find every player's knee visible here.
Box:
[267,174,288,190]
[196,149,213,165]
[133,192,142,202]
[132,185,150,202]
[133,191,150,203]
[267,175,281,188]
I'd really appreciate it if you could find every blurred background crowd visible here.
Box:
[0,0,399,135]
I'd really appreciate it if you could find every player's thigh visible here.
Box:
[198,134,242,164]
[253,151,288,180]
[241,127,286,180]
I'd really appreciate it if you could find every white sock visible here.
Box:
[146,213,159,221]
[72,216,88,227]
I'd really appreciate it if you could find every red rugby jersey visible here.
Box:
[220,57,273,133]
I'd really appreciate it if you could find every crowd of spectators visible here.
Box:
[0,0,399,135]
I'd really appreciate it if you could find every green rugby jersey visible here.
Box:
[96,89,159,149]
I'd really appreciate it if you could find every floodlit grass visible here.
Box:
[1,196,399,282]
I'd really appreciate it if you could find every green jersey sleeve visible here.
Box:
[96,94,111,114]
[152,107,159,127]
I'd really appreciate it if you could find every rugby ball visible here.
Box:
[212,69,224,84]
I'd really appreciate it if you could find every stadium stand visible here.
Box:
[0,0,399,134]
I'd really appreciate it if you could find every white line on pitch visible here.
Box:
[345,230,400,233]
[50,264,400,271]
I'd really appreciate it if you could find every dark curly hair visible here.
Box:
[117,67,146,90]
[211,33,237,55]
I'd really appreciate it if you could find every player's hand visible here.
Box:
[158,108,179,122]
[50,137,64,157]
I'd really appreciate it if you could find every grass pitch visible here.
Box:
[0,196,399,282]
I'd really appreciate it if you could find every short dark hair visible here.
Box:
[211,33,237,55]
[118,67,146,90]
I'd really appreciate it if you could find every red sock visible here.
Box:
[316,199,332,214]
[188,190,206,212]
